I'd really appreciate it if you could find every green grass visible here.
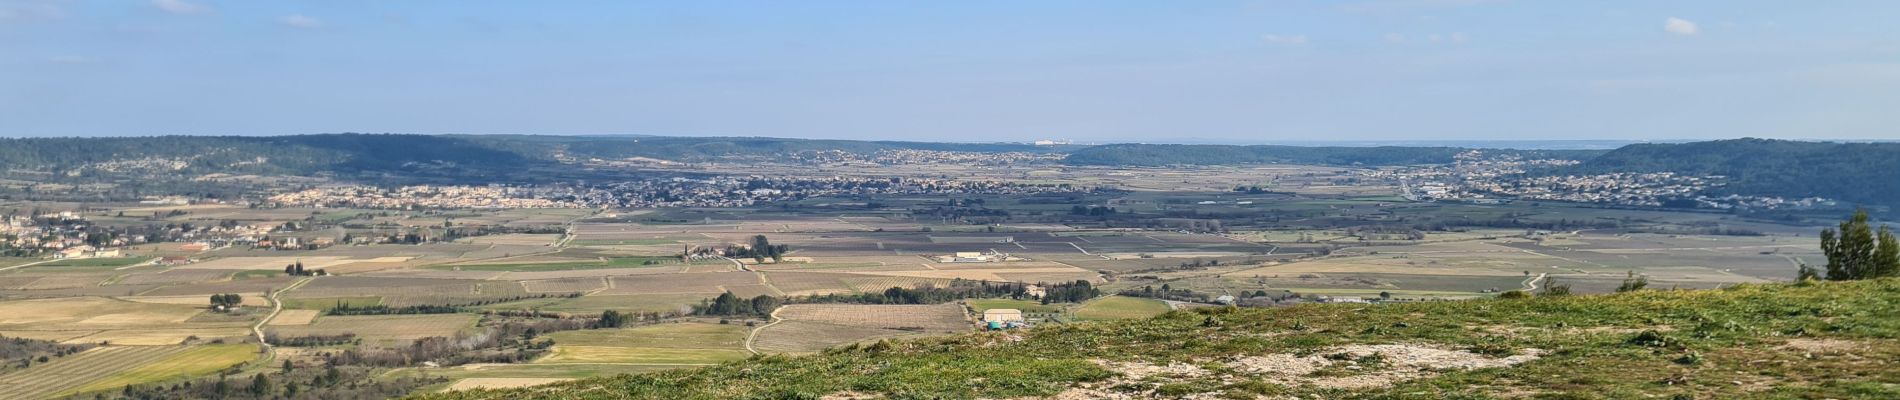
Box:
[418,279,1900,400]
[1070,295,1171,321]
[60,344,256,397]
[279,296,383,310]
[230,269,280,280]
[966,298,1063,314]
[434,256,683,272]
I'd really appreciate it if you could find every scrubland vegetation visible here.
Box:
[423,278,1900,399]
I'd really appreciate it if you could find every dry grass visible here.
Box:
[602,272,760,295]
[0,297,204,327]
[268,309,321,326]
[522,277,608,293]
[445,378,572,391]
[774,304,970,332]
[751,321,921,354]
[267,314,477,343]
[183,256,413,270]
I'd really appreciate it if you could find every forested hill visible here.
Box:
[0,134,543,177]
[0,134,1066,174]
[456,135,1067,161]
[1564,138,1900,209]
[420,279,1900,399]
[1060,143,1605,166]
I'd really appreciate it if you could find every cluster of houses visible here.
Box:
[1373,151,1832,211]
[268,185,581,209]
[267,175,1099,210]
[790,149,1065,166]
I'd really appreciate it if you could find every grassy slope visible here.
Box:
[419,279,1900,400]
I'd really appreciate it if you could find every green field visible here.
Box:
[60,344,256,397]
[966,298,1063,313]
[229,269,280,280]
[1070,295,1171,321]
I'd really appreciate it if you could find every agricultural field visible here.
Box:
[538,322,750,365]
[1071,295,1171,321]
[530,293,710,314]
[0,160,1855,398]
[0,344,253,399]
[266,314,479,343]
[772,304,971,332]
[279,296,382,310]
[965,298,1063,313]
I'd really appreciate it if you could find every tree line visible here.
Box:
[693,279,1101,317]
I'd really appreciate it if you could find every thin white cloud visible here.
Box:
[1383,33,1407,43]
[280,14,322,29]
[151,0,207,15]
[1664,17,1699,35]
[1262,34,1308,45]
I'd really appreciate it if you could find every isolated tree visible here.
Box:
[1819,209,1900,280]
[597,310,626,328]
[249,373,270,396]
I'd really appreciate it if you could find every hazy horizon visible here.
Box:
[6,1,1900,141]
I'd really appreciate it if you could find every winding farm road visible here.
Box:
[724,256,752,272]
[1521,273,1548,292]
[743,306,784,355]
[254,277,314,356]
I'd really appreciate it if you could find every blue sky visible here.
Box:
[3,1,1897,142]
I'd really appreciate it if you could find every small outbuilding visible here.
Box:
[981,308,1026,330]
